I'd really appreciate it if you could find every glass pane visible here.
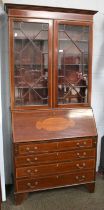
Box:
[58,24,89,104]
[14,21,48,106]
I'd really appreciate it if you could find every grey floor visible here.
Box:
[1,174,104,210]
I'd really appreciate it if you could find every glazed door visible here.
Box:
[10,19,53,109]
[53,20,92,107]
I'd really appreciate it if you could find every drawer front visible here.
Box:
[15,152,58,167]
[16,170,95,192]
[58,148,96,162]
[58,139,93,150]
[15,138,94,156]
[16,159,95,178]
[15,142,58,155]
[15,148,96,167]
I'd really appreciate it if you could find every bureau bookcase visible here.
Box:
[6,4,97,205]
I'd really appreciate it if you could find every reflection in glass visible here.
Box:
[14,22,49,106]
[58,24,89,104]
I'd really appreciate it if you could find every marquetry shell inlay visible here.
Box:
[36,117,75,131]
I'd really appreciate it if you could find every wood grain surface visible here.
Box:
[12,108,97,142]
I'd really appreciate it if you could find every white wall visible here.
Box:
[0,0,12,189]
[92,12,104,168]
[0,14,6,201]
[0,0,104,185]
[1,0,102,11]
[1,14,12,185]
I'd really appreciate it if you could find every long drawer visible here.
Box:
[15,138,95,155]
[16,159,95,178]
[15,148,96,167]
[16,170,95,192]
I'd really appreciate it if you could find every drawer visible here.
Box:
[16,159,95,178]
[58,139,93,150]
[15,148,96,167]
[58,148,96,163]
[15,138,94,156]
[15,152,58,166]
[15,142,58,155]
[16,170,95,192]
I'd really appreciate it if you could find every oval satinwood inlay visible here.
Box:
[36,117,75,131]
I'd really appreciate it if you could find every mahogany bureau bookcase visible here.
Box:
[5,4,97,205]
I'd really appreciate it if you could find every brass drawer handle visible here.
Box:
[75,175,86,182]
[27,181,38,188]
[26,147,30,151]
[27,169,31,173]
[76,152,87,158]
[26,158,31,162]
[76,163,86,169]
[76,163,79,167]
[26,157,38,162]
[26,147,34,153]
[76,176,79,180]
[26,146,38,152]
[76,142,80,147]
[76,142,87,148]
[35,181,38,185]
[83,163,86,167]
[57,142,59,148]
[27,182,31,187]
[27,169,38,174]
[25,146,38,153]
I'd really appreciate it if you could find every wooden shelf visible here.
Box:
[15,86,48,89]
